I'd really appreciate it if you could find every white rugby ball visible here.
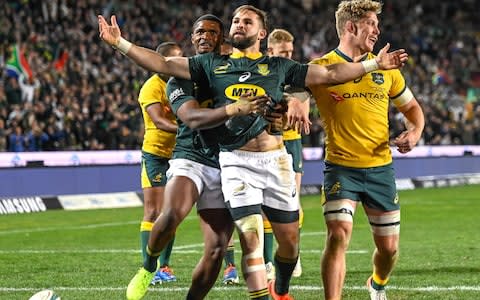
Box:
[28,289,61,300]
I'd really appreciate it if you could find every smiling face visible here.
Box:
[229,8,266,50]
[191,20,223,54]
[351,11,380,53]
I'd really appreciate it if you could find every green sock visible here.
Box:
[274,254,297,295]
[224,244,235,267]
[264,232,274,264]
[140,230,150,261]
[160,235,175,267]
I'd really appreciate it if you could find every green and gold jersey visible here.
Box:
[188,52,308,151]
[138,74,176,158]
[309,49,411,168]
[167,76,223,169]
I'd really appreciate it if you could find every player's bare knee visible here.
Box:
[156,210,181,234]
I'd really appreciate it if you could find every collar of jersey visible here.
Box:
[334,48,369,63]
[230,52,263,60]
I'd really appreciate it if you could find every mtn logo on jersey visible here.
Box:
[225,84,266,100]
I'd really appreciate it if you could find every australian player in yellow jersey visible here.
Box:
[308,1,425,300]
[265,28,311,280]
[137,42,182,285]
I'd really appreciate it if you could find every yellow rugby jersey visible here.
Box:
[309,49,410,168]
[283,128,301,141]
[138,74,176,158]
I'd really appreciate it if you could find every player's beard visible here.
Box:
[230,34,257,50]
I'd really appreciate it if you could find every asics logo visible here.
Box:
[239,72,251,82]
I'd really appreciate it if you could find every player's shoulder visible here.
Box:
[308,50,337,66]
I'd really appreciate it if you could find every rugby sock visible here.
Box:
[140,221,153,261]
[224,244,236,267]
[160,235,175,267]
[371,272,389,290]
[274,254,297,295]
[144,246,161,272]
[248,288,269,299]
[263,233,274,263]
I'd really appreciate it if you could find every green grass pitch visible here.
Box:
[1,185,479,299]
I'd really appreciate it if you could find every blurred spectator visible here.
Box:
[8,124,26,152]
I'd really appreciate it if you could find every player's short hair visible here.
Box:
[193,14,225,35]
[155,42,181,56]
[335,0,382,37]
[233,5,268,31]
[267,29,294,47]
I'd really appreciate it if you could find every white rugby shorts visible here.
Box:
[219,148,299,212]
[167,158,225,210]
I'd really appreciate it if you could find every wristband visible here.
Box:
[225,103,237,117]
[361,58,379,73]
[115,37,132,55]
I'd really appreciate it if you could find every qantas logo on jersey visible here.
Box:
[225,84,266,100]
[341,92,386,100]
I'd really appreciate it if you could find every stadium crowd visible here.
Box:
[0,0,479,152]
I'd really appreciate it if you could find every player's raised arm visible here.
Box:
[305,43,408,87]
[98,15,191,80]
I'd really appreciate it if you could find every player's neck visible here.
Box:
[232,47,262,58]
[337,41,367,62]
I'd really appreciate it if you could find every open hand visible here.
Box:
[376,43,408,70]
[98,15,121,47]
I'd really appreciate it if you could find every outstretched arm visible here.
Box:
[305,43,408,87]
[98,15,191,79]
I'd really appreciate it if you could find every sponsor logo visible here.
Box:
[330,91,344,102]
[225,84,266,100]
[371,72,384,85]
[341,92,386,100]
[169,88,185,103]
[0,197,47,215]
[394,193,399,204]
[214,63,231,74]
[257,64,270,76]
[239,72,251,82]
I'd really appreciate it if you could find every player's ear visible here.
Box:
[258,28,267,40]
[346,20,356,34]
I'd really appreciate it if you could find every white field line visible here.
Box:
[0,216,197,235]
[1,285,480,292]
